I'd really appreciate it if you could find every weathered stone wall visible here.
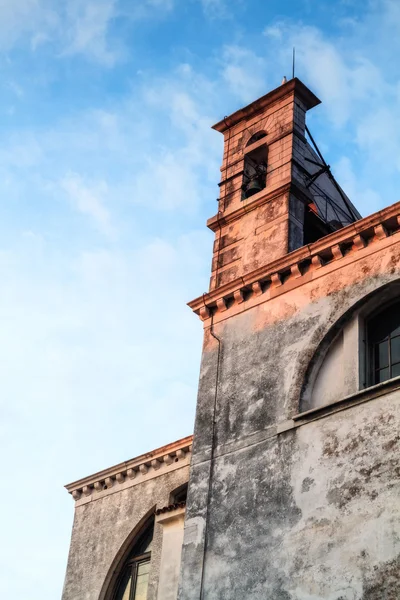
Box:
[62,466,189,600]
[179,241,400,599]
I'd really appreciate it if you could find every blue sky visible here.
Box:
[1,0,400,598]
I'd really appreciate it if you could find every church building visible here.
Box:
[62,78,400,600]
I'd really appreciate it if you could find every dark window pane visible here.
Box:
[128,523,154,558]
[375,341,389,369]
[391,336,400,364]
[393,324,400,336]
[376,368,390,384]
[369,303,400,343]
[392,362,400,378]
[368,302,400,386]
[172,483,188,503]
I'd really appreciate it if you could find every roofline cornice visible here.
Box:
[65,435,193,503]
[189,200,400,322]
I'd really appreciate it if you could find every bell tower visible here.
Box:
[207,77,358,292]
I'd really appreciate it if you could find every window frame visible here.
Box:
[366,300,400,386]
[114,553,151,600]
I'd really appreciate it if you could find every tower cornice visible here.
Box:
[212,78,321,133]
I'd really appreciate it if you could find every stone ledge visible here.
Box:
[192,379,400,468]
[189,200,400,323]
[65,435,193,504]
[277,376,400,433]
[207,181,294,232]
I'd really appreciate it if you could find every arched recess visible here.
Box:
[99,507,156,600]
[246,131,267,146]
[299,279,400,413]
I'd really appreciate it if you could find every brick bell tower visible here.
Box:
[205,77,360,295]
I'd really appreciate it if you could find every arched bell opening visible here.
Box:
[242,132,268,200]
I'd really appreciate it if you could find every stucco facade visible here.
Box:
[62,78,400,600]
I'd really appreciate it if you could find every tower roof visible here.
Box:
[212,77,321,133]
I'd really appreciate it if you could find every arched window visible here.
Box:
[300,291,400,414]
[113,521,153,600]
[169,482,188,504]
[368,301,400,385]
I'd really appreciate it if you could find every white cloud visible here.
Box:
[123,0,175,19]
[135,69,221,211]
[60,173,115,237]
[0,64,222,236]
[221,45,268,104]
[263,23,283,40]
[201,0,227,18]
[356,107,400,173]
[145,0,174,8]
[5,80,24,98]
[334,156,383,216]
[0,0,56,50]
[0,133,43,168]
[31,30,51,50]
[134,151,201,211]
[62,0,120,66]
[263,23,385,128]
[0,0,172,65]
[0,0,119,64]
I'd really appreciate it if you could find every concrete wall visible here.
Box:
[179,237,400,599]
[62,466,189,600]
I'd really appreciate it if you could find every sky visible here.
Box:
[0,0,400,598]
